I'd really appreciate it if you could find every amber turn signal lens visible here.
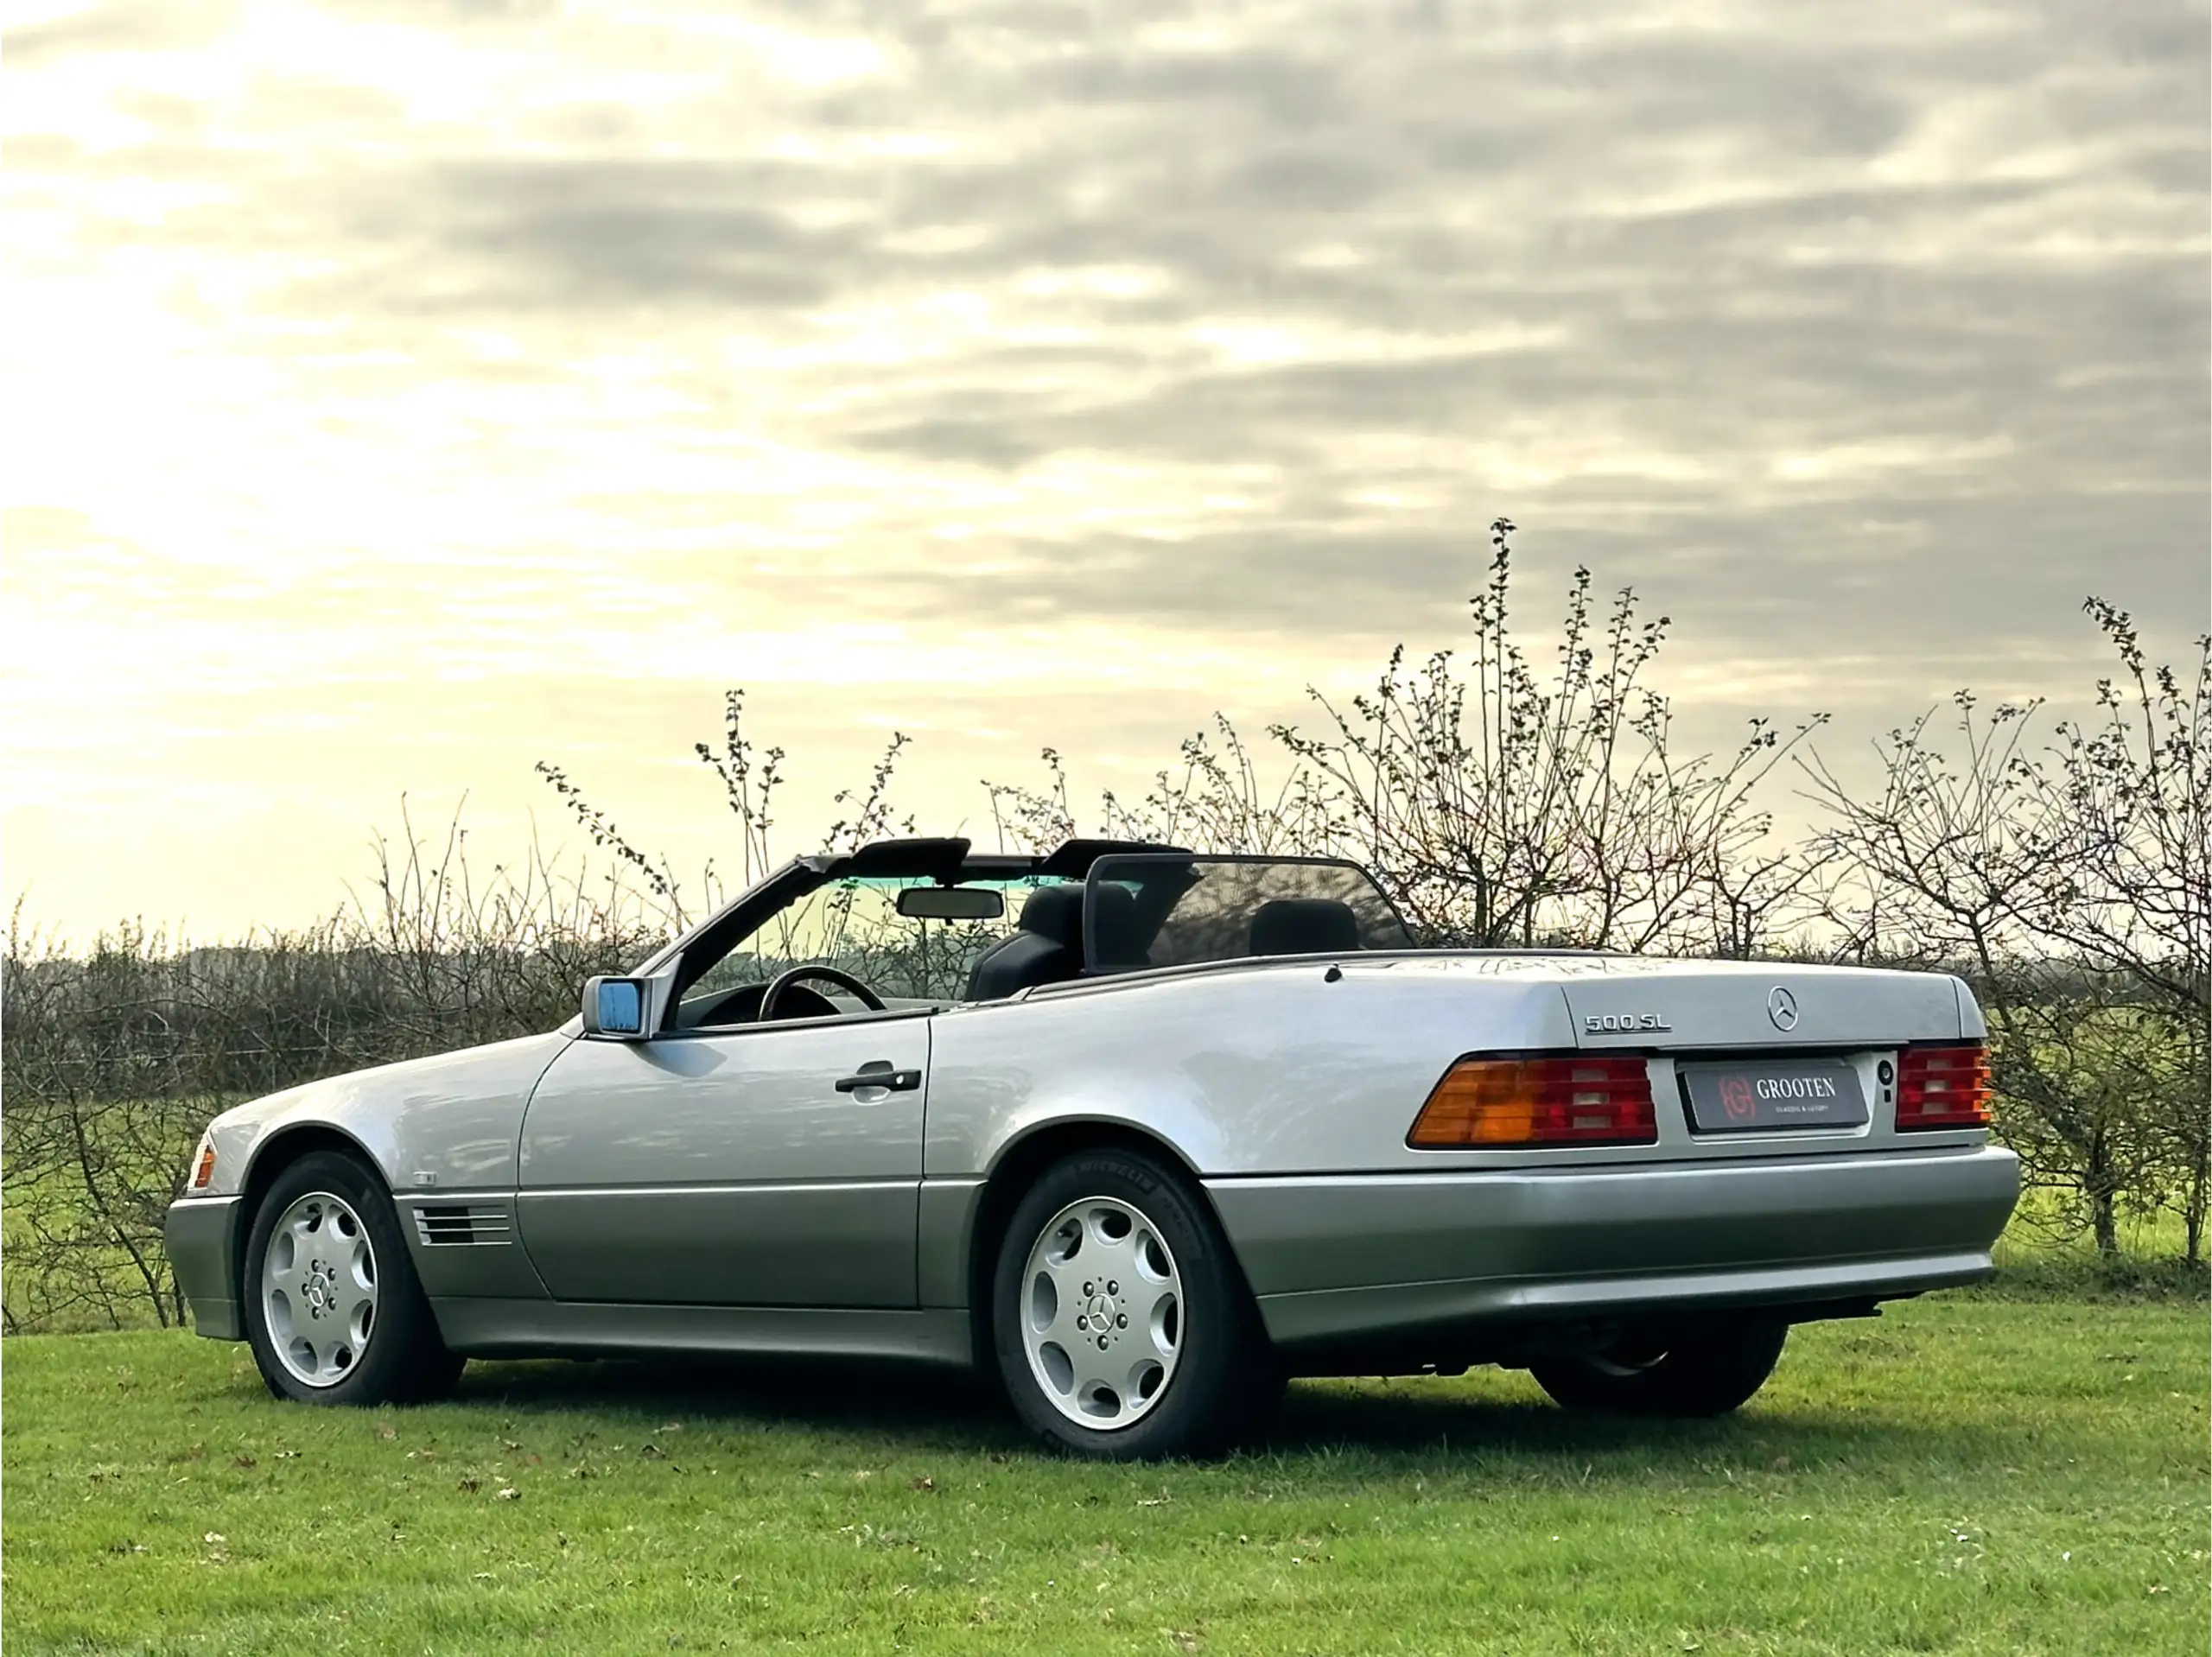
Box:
[1895,1043,1994,1130]
[191,1138,217,1190]
[1408,1055,1657,1148]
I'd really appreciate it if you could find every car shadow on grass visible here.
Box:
[440,1355,2007,1476]
[456,1354,1020,1454]
[1269,1379,1999,1470]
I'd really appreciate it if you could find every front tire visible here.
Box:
[1529,1319,1789,1417]
[991,1149,1273,1459]
[242,1151,462,1406]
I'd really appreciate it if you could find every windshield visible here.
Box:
[1083,855,1413,972]
[687,873,1072,1007]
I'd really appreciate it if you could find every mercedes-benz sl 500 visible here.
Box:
[166,839,2019,1457]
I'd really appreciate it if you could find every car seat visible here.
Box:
[964,885,1085,1000]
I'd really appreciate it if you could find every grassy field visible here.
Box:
[1983,1199,2202,1297]
[3,1296,2204,1656]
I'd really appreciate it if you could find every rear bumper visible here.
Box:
[1206,1145,2020,1350]
[163,1196,245,1341]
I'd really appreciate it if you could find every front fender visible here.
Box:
[203,1032,575,1200]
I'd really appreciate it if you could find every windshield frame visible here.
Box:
[627,837,1185,1032]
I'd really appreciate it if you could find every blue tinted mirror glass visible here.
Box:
[596,979,644,1035]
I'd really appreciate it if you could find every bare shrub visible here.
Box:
[1806,610,2210,1260]
[1,813,661,1332]
[982,522,1830,955]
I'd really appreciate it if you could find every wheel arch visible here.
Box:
[233,1123,388,1300]
[963,1118,1255,1371]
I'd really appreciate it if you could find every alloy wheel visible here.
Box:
[259,1190,378,1387]
[1018,1195,1184,1430]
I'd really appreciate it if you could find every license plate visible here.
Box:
[1679,1057,1868,1132]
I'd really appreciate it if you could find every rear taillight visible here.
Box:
[1408,1055,1656,1148]
[1895,1043,1993,1130]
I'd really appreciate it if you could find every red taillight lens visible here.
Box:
[1408,1056,1656,1148]
[1896,1043,1993,1130]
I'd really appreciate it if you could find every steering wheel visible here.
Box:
[758,964,886,1023]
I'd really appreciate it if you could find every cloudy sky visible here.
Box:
[4,0,2206,936]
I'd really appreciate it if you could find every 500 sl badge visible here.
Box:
[1584,1013,1673,1033]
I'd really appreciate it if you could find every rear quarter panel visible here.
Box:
[922,956,2005,1341]
[923,964,1580,1178]
[924,954,1984,1180]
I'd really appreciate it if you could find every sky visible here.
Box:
[3,0,2207,939]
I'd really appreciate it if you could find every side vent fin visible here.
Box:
[411,1203,514,1248]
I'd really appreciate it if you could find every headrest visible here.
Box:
[1249,897,1362,957]
[1087,883,1150,968]
[1016,883,1084,950]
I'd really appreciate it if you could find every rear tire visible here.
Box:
[990,1149,1274,1459]
[242,1151,463,1407]
[1529,1319,1788,1417]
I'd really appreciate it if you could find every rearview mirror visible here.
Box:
[895,886,1005,921]
[582,975,650,1038]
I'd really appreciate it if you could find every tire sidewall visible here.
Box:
[1533,1319,1788,1417]
[991,1150,1261,1459]
[1648,1318,1788,1416]
[242,1150,443,1406]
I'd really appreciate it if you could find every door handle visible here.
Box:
[835,1066,922,1094]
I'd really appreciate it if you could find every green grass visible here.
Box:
[3,1298,2204,1655]
[1981,1197,2204,1299]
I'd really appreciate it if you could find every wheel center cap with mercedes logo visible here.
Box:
[1767,986,1800,1032]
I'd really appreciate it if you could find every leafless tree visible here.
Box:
[2024,606,2209,1257]
[1806,607,2209,1260]
[988,521,1830,955]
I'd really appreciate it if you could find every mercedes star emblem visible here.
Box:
[1767,986,1800,1032]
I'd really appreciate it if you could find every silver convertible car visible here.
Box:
[167,839,2020,1458]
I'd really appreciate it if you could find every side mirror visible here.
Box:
[895,886,1007,922]
[582,975,651,1039]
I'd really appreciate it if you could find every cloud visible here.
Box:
[6,1,239,67]
[3,0,2204,930]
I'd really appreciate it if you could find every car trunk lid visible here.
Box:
[1559,961,1964,1054]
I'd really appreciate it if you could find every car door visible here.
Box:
[514,1012,931,1308]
